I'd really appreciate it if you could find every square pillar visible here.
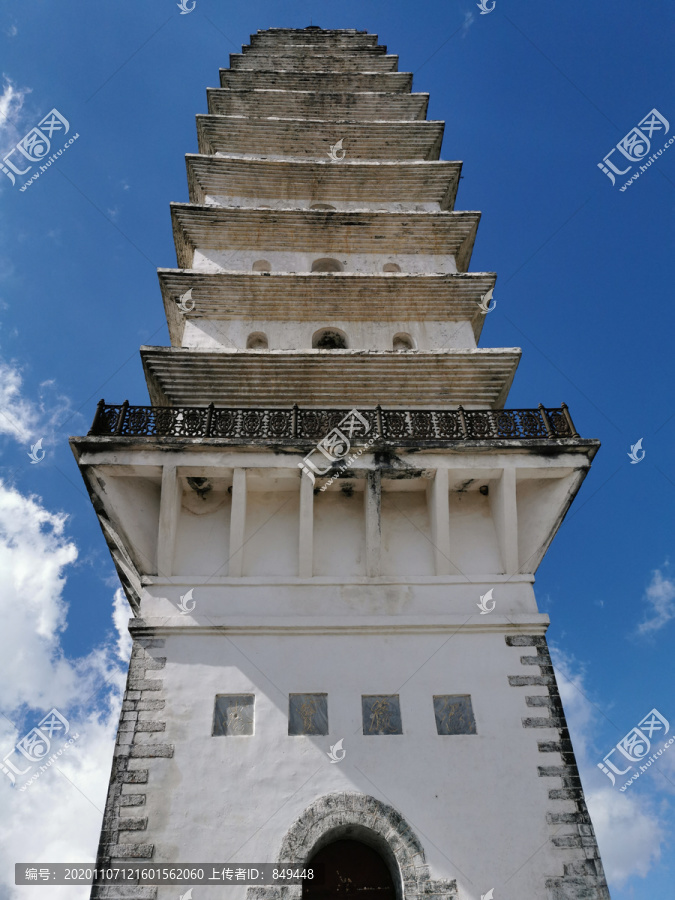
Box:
[157,465,181,577]
[298,473,314,578]
[228,468,247,577]
[364,470,381,577]
[491,467,519,575]
[427,468,453,576]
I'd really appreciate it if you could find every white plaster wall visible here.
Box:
[141,580,539,620]
[243,490,300,577]
[381,489,435,576]
[173,491,231,577]
[313,488,367,577]
[192,249,458,276]
[516,476,575,572]
[137,629,568,900]
[100,474,161,575]
[206,193,441,213]
[181,318,476,351]
[448,491,503,575]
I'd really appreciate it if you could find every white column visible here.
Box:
[427,468,452,576]
[157,465,181,577]
[491,467,519,575]
[364,470,381,577]
[298,473,314,578]
[228,468,247,577]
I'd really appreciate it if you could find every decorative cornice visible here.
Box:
[206,87,429,121]
[229,53,400,73]
[170,204,480,271]
[196,115,444,161]
[247,30,383,50]
[139,346,520,408]
[219,70,413,92]
[184,154,461,209]
[129,616,551,638]
[158,270,493,346]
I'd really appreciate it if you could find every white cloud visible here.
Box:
[0,357,80,446]
[551,647,666,888]
[0,360,40,442]
[461,11,475,38]
[0,478,130,899]
[0,76,32,155]
[112,587,133,661]
[637,565,675,635]
[4,25,18,38]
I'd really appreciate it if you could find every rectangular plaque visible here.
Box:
[289,693,328,735]
[362,695,403,735]
[213,694,254,736]
[433,695,477,735]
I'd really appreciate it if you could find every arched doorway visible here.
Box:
[303,839,396,900]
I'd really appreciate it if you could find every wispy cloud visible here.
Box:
[637,564,675,635]
[461,11,475,38]
[0,357,80,446]
[0,77,32,153]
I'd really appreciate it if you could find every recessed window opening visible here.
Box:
[311,257,343,273]
[252,259,271,273]
[383,263,401,273]
[393,333,414,351]
[246,332,268,349]
[313,328,348,350]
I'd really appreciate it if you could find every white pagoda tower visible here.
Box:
[72,26,610,900]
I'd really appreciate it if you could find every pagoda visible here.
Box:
[72,26,610,900]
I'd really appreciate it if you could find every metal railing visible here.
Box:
[88,401,580,442]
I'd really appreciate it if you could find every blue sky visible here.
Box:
[0,0,673,897]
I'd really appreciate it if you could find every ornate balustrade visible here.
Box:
[88,401,580,442]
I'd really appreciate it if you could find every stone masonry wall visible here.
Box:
[506,635,610,900]
[90,638,173,900]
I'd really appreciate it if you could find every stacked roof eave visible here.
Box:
[150,27,520,411]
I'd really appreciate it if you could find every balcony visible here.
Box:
[87,401,580,443]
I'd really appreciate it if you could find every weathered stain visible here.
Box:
[455,478,475,493]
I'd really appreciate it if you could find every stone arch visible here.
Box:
[252,259,272,273]
[245,792,457,900]
[383,262,402,273]
[246,332,268,349]
[393,332,415,351]
[312,327,348,349]
[311,257,343,273]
